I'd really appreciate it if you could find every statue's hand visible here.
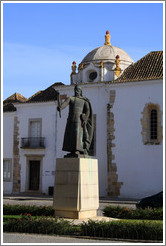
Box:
[57,106,61,112]
[81,114,87,126]
[81,114,86,121]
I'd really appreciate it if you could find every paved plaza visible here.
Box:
[3,194,137,212]
[3,232,129,244]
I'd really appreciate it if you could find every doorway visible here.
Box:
[29,160,40,190]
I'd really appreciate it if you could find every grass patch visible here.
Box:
[3,215,21,222]
[4,215,21,219]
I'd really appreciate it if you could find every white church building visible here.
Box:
[3,31,163,199]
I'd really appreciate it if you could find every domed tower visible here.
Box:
[71,30,133,84]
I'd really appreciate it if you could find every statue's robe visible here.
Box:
[61,96,93,154]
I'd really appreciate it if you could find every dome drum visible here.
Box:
[72,62,115,84]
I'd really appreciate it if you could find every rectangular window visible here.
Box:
[29,119,42,147]
[29,120,41,138]
[3,159,12,182]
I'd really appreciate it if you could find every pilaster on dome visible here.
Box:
[104,30,111,46]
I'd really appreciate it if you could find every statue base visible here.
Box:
[53,158,99,219]
[63,151,89,158]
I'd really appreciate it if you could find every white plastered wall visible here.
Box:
[54,80,163,199]
[16,102,57,194]
[3,112,15,193]
[111,80,163,199]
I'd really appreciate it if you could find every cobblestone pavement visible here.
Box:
[3,232,129,244]
[3,198,53,207]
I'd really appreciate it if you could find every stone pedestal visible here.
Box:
[53,158,99,219]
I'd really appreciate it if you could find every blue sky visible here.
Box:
[2,1,164,100]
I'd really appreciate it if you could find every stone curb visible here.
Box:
[3,196,138,204]
[100,200,138,204]
[65,235,163,243]
[4,197,53,201]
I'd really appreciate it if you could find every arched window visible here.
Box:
[150,109,158,140]
[141,103,162,145]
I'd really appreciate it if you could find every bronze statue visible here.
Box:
[57,85,93,157]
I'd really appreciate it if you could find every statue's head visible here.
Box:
[74,85,82,97]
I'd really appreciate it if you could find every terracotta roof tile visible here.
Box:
[115,51,163,82]
[3,93,27,104]
[25,82,64,103]
[3,103,17,112]
[3,93,27,112]
[3,83,64,109]
[27,88,58,103]
[27,91,43,101]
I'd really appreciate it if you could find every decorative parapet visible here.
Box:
[70,61,77,84]
[80,63,84,70]
[115,55,121,77]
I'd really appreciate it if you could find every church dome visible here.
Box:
[80,30,133,66]
[81,45,133,64]
[71,30,134,84]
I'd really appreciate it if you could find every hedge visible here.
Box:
[80,219,163,241]
[103,206,163,220]
[3,213,77,235]
[3,204,55,216]
[4,204,163,220]
[3,214,163,241]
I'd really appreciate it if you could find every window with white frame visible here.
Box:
[3,159,12,182]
